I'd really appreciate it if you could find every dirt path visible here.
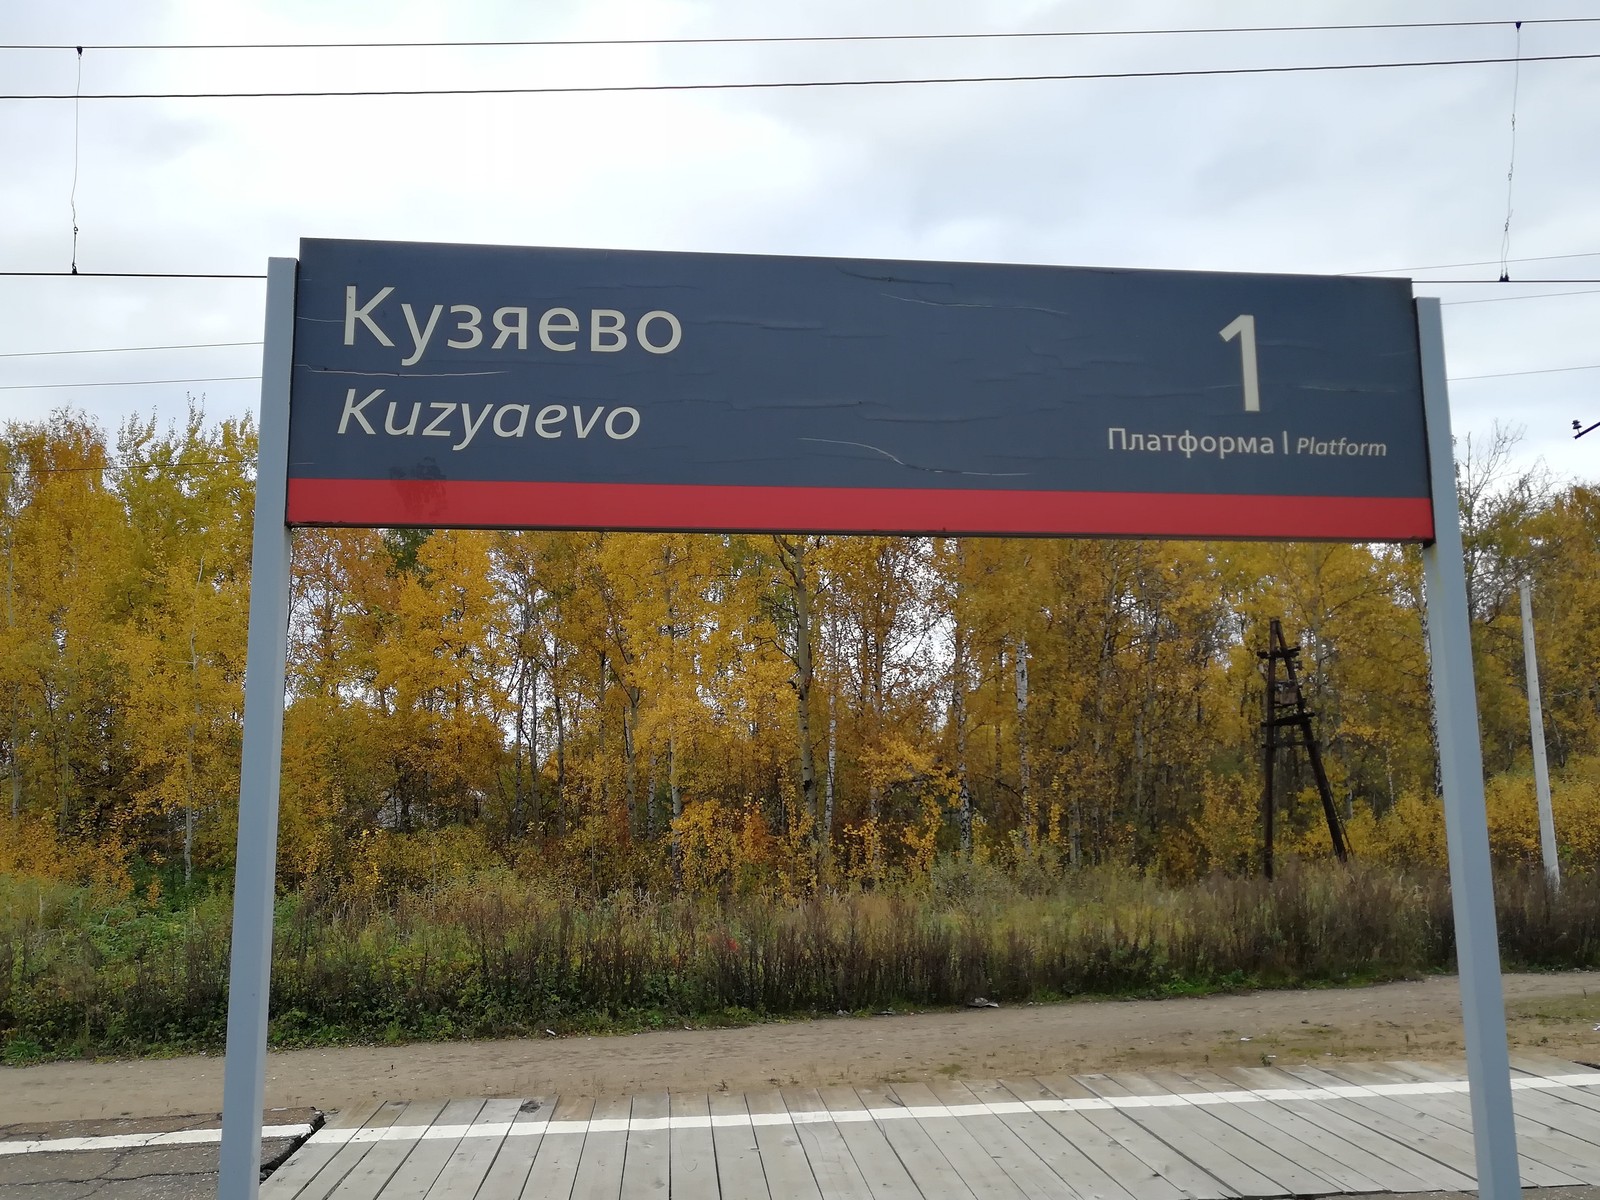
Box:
[4,972,1596,1124]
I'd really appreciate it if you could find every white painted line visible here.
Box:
[8,1069,1599,1156]
[0,1123,313,1157]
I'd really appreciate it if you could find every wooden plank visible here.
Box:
[517,1096,591,1200]
[782,1088,874,1200]
[1511,1054,1600,1115]
[921,1081,1094,1200]
[884,1081,1030,1200]
[1393,1058,1600,1152]
[669,1093,719,1200]
[262,1100,387,1200]
[569,1096,630,1200]
[1002,1078,1196,1200]
[1516,1056,1600,1126]
[853,1083,977,1200]
[1510,1053,1600,1082]
[328,1099,447,1200]
[708,1092,768,1200]
[1216,1067,1473,1194]
[917,1078,1084,1200]
[1349,1060,1600,1184]
[1073,1073,1285,1198]
[422,1099,526,1200]
[1316,1060,1583,1187]
[1163,1068,1398,1194]
[962,1080,1139,1200]
[471,1100,553,1200]
[377,1098,483,1199]
[1274,1064,1490,1185]
[816,1086,923,1200]
[293,1100,412,1200]
[745,1089,823,1200]
[621,1093,670,1200]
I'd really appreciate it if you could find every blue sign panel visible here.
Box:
[286,238,1432,540]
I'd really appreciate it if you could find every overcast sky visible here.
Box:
[2,0,1598,486]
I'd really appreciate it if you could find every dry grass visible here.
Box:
[2,860,1597,1061]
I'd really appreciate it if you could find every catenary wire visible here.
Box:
[5,16,1598,51]
[0,340,262,358]
[0,375,259,391]
[5,286,1598,360]
[0,456,257,478]
[5,51,1600,100]
[0,271,267,279]
[4,251,1600,284]
[1440,288,1600,305]
[8,362,1597,393]
[1448,363,1600,381]
[1347,250,1600,275]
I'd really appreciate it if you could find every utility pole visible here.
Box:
[1259,619,1349,879]
[1519,580,1560,889]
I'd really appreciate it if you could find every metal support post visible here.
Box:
[1416,296,1520,1199]
[217,257,298,1200]
[1519,579,1560,889]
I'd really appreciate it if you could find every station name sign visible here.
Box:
[285,238,1434,541]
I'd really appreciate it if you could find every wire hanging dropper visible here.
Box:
[69,46,83,274]
[1499,22,1521,282]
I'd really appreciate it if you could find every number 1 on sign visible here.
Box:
[1219,314,1260,412]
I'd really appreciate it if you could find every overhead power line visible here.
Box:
[1440,288,1600,306]
[5,254,1600,293]
[0,375,258,391]
[0,455,256,478]
[9,362,1598,394]
[0,339,261,358]
[1407,279,1600,285]
[5,17,1597,52]
[10,272,1600,285]
[0,270,266,279]
[5,51,1599,100]
[1450,363,1600,382]
[1348,249,1600,275]
[0,288,1593,362]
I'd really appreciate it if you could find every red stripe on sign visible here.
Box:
[285,479,1435,542]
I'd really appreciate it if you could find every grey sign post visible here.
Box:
[215,246,1522,1199]
[217,257,296,1196]
[1415,296,1519,1199]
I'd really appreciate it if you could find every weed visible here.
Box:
[0,860,1596,1060]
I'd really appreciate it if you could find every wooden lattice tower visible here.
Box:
[1259,618,1350,880]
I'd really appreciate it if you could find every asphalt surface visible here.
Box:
[0,1110,320,1200]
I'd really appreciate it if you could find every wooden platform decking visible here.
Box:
[261,1055,1600,1199]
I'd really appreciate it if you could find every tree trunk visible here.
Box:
[644,754,657,841]
[622,685,640,838]
[1015,637,1032,852]
[184,554,203,885]
[552,685,566,813]
[668,732,683,881]
[776,538,819,838]
[185,628,198,885]
[951,575,973,856]
[6,539,18,820]
[823,658,837,864]
[596,650,608,813]
[527,660,540,835]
